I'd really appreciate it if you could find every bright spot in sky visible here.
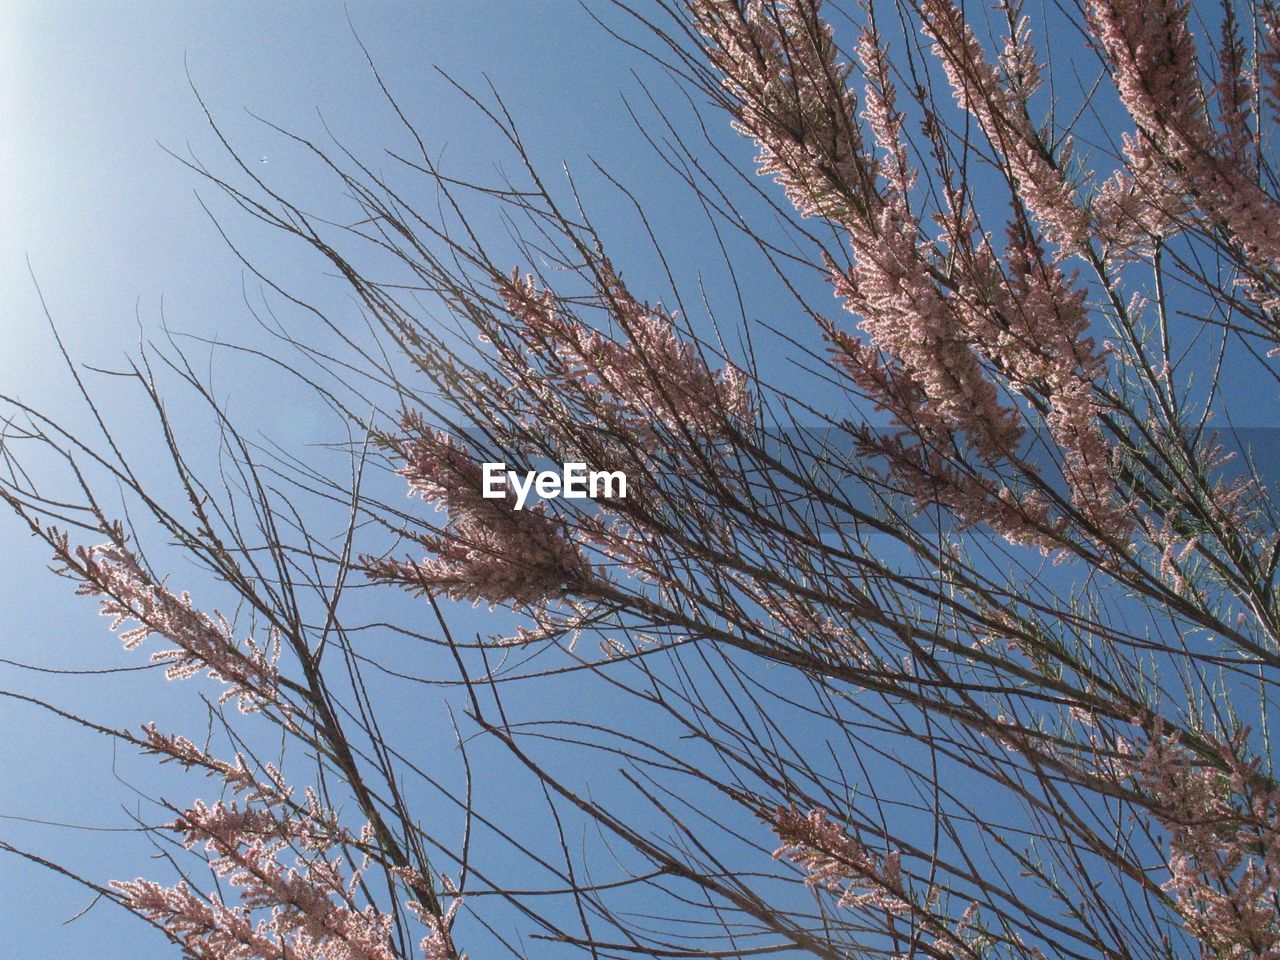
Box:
[0,13,17,238]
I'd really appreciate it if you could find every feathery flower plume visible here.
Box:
[997,233,1129,539]
[70,537,281,714]
[828,202,1026,465]
[366,414,593,608]
[1117,728,1280,957]
[691,0,876,224]
[140,724,292,806]
[500,267,752,438]
[1092,160,1187,258]
[921,0,1089,254]
[855,27,913,198]
[115,793,401,960]
[695,2,1026,467]
[1264,9,1280,117]
[697,0,1132,552]
[1089,0,1280,273]
[408,896,464,960]
[772,806,911,916]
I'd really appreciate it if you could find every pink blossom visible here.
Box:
[72,539,281,713]
[921,0,1089,254]
[996,235,1129,540]
[141,724,292,806]
[698,0,1129,551]
[1089,0,1280,271]
[855,27,913,198]
[115,794,401,960]
[1118,729,1280,957]
[691,0,875,225]
[366,414,592,608]
[828,202,1026,466]
[500,267,751,438]
[772,806,911,916]
[1264,9,1280,117]
[408,897,464,960]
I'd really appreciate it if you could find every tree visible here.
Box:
[3,0,1280,957]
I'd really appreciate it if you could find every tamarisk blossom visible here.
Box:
[118,881,296,960]
[366,413,592,608]
[71,538,281,714]
[772,807,910,916]
[1089,0,1280,279]
[691,0,876,224]
[121,733,463,959]
[499,267,752,438]
[116,794,400,960]
[696,0,997,457]
[695,4,1023,457]
[1213,4,1253,167]
[838,421,1062,551]
[774,808,1048,958]
[828,205,1027,465]
[855,27,912,198]
[862,16,1123,539]
[408,897,464,960]
[1264,10,1280,117]
[1092,161,1187,258]
[997,234,1129,539]
[141,724,293,806]
[691,0,874,231]
[1120,730,1280,957]
[698,2,1131,550]
[821,207,1067,551]
[920,0,1089,255]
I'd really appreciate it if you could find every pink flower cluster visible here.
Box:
[1265,10,1280,117]
[1124,730,1280,957]
[141,725,292,804]
[829,206,1026,465]
[73,540,280,713]
[500,267,751,438]
[1090,0,1280,275]
[691,0,874,225]
[116,805,396,960]
[856,28,912,198]
[696,0,1128,551]
[695,3,1020,458]
[407,897,462,960]
[921,0,1089,255]
[998,238,1128,539]
[366,414,592,607]
[114,736,405,960]
[772,806,911,916]
[830,220,1125,548]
